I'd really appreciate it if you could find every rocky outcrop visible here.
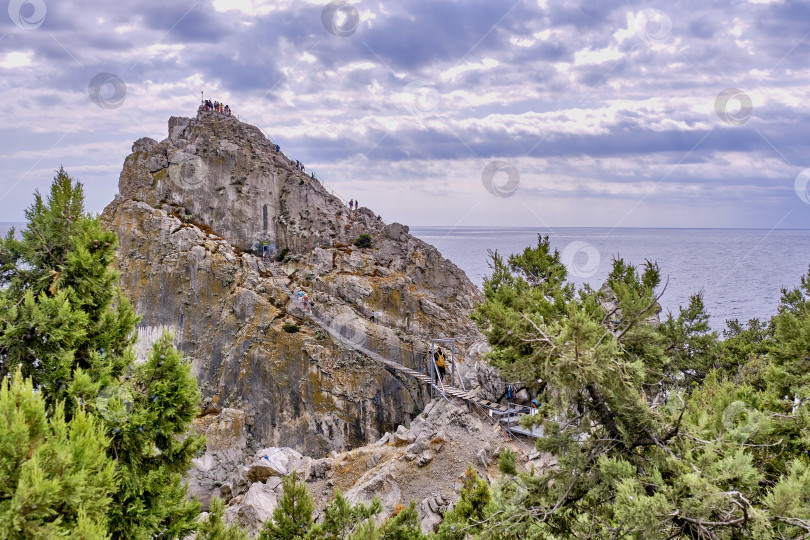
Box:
[104,106,481,342]
[102,107,486,460]
[220,399,520,535]
[103,199,428,458]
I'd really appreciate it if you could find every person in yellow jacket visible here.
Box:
[434,349,447,382]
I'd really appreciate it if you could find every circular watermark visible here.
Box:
[88,72,127,110]
[721,400,762,441]
[8,0,46,29]
[168,152,207,190]
[636,8,672,44]
[95,385,134,424]
[401,80,441,117]
[561,241,600,278]
[794,168,810,205]
[481,160,520,198]
[714,88,752,126]
[332,312,366,347]
[321,1,359,37]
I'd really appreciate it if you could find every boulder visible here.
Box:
[345,462,402,512]
[224,482,279,536]
[247,447,308,483]
[187,408,248,510]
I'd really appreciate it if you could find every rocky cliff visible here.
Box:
[101,106,485,460]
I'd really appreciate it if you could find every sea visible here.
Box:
[4,222,808,333]
[410,227,810,333]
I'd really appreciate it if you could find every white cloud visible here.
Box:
[573,46,623,66]
[439,58,500,82]
[0,51,33,69]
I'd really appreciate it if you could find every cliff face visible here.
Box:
[102,106,483,457]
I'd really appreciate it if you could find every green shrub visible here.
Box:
[275,247,290,262]
[498,448,517,475]
[282,323,299,333]
[354,234,372,249]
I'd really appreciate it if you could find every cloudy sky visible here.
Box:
[1,0,809,228]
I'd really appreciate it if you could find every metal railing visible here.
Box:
[266,261,545,438]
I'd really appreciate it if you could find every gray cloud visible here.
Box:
[0,0,807,229]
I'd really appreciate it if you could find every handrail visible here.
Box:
[429,356,449,402]
[265,260,541,438]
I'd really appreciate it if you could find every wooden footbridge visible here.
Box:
[266,262,543,439]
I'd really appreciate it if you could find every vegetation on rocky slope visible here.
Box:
[468,235,810,538]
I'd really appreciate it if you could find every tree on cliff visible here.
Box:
[259,472,314,540]
[471,235,810,538]
[307,489,382,539]
[197,496,249,540]
[0,169,204,539]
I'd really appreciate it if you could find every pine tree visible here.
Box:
[0,367,116,539]
[377,501,426,540]
[0,170,204,539]
[259,472,314,540]
[435,466,490,540]
[197,497,249,540]
[472,237,810,538]
[105,332,204,539]
[308,490,382,539]
[0,167,136,415]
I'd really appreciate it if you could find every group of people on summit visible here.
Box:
[204,99,231,116]
[348,199,359,211]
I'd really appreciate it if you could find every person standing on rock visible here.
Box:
[349,199,354,209]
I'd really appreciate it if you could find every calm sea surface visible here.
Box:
[4,222,808,332]
[411,227,810,332]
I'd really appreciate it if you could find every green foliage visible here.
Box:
[0,170,204,539]
[275,248,290,262]
[0,367,115,539]
[436,466,491,539]
[470,239,810,538]
[197,497,249,540]
[354,234,372,249]
[337,501,425,540]
[376,501,426,540]
[259,472,314,540]
[283,323,300,333]
[498,449,517,476]
[105,333,204,539]
[307,489,382,539]
[0,168,137,416]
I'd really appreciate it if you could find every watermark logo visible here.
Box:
[795,168,810,205]
[321,1,359,37]
[636,8,672,44]
[721,400,762,441]
[95,385,134,424]
[401,80,441,118]
[332,312,366,347]
[88,72,127,109]
[714,88,752,126]
[561,241,600,278]
[8,0,46,29]
[481,160,520,198]
[168,152,207,190]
